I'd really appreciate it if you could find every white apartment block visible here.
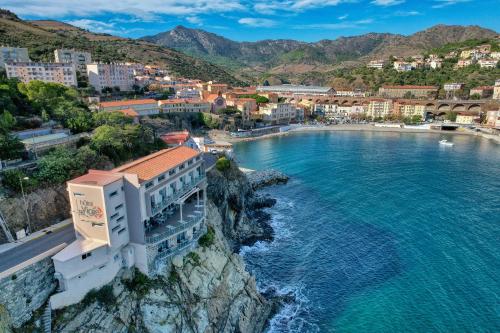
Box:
[428,59,443,69]
[54,49,92,72]
[87,63,135,92]
[159,99,211,113]
[176,88,202,100]
[478,59,498,68]
[367,60,385,69]
[393,61,413,72]
[367,100,393,119]
[0,46,30,67]
[50,146,207,309]
[99,99,160,117]
[5,62,77,87]
[259,103,295,125]
[397,103,426,119]
[493,80,500,100]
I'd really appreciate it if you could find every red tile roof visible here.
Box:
[69,170,123,186]
[160,130,190,145]
[112,146,199,182]
[116,108,139,117]
[100,99,157,108]
[382,85,438,89]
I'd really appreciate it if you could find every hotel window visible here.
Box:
[158,175,165,182]
[179,163,185,170]
[145,182,153,189]
[82,252,92,260]
[117,216,124,222]
[169,169,176,176]
[118,227,127,235]
[115,203,123,210]
[110,212,119,220]
[112,225,120,232]
[109,190,118,198]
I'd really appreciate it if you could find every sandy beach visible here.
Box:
[210,124,500,145]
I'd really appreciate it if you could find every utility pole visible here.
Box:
[19,175,32,234]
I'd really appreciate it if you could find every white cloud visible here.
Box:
[432,0,471,8]
[238,17,277,27]
[338,14,349,20]
[65,19,145,35]
[186,16,203,25]
[2,0,245,19]
[393,10,421,16]
[294,18,373,29]
[254,0,353,14]
[371,0,405,6]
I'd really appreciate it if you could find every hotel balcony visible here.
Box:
[145,197,205,245]
[150,175,205,216]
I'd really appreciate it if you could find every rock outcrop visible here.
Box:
[0,184,70,243]
[50,201,275,333]
[245,169,289,190]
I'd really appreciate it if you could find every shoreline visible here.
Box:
[210,125,500,144]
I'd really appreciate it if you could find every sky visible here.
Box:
[3,0,499,42]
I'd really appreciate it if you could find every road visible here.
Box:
[0,224,75,273]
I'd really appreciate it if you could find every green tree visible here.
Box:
[0,132,24,160]
[93,111,133,126]
[0,111,16,131]
[36,147,83,184]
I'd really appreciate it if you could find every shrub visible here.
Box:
[123,269,152,297]
[186,252,201,266]
[216,157,230,172]
[81,285,116,308]
[198,226,215,248]
[1,169,37,193]
[168,268,179,284]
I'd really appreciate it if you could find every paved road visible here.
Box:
[0,224,75,273]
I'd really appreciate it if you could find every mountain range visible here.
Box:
[142,25,498,83]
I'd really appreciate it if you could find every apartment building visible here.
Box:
[87,63,135,92]
[367,60,385,69]
[54,49,92,72]
[469,86,493,98]
[394,102,426,119]
[456,59,472,68]
[379,85,438,99]
[367,99,393,119]
[99,99,160,116]
[393,61,413,72]
[259,103,295,124]
[455,113,477,125]
[257,85,335,96]
[428,59,443,69]
[175,88,202,100]
[159,99,211,113]
[50,146,207,309]
[486,110,500,128]
[494,80,500,100]
[227,98,257,122]
[478,59,498,68]
[5,62,77,87]
[0,46,29,67]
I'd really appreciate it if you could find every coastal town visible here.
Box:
[0,33,499,332]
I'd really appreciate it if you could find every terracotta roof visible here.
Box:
[69,170,123,186]
[99,99,157,108]
[381,85,438,89]
[116,108,139,117]
[471,86,494,90]
[158,99,188,104]
[161,130,190,145]
[112,146,200,183]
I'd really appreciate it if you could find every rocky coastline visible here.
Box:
[1,159,290,333]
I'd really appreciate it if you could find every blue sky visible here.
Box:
[3,0,499,41]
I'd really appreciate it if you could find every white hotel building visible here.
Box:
[54,49,92,73]
[86,63,136,92]
[50,146,207,309]
[259,103,296,125]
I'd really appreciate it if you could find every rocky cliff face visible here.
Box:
[49,200,276,333]
[0,184,70,243]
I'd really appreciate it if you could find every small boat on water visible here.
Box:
[439,139,454,147]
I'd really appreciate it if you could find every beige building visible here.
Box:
[5,62,77,87]
[455,113,477,125]
[456,59,472,68]
[486,110,500,128]
[0,46,29,67]
[469,86,494,98]
[367,99,393,119]
[478,59,498,68]
[99,99,160,116]
[379,85,438,99]
[395,102,426,119]
[54,49,92,72]
[87,63,135,92]
[159,99,211,113]
[51,146,207,309]
[259,103,296,125]
[227,98,257,122]
[494,80,500,100]
[367,60,385,69]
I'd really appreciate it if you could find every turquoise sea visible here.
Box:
[234,131,500,333]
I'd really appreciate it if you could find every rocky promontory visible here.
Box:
[244,169,289,190]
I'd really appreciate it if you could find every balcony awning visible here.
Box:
[175,186,200,205]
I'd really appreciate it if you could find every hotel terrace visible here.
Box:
[50,146,207,309]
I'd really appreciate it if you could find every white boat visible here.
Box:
[439,139,454,147]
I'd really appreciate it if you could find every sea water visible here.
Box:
[234,131,500,333]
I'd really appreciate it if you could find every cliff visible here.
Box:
[8,161,286,332]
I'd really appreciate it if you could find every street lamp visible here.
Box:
[19,175,32,235]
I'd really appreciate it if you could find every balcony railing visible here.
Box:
[150,175,205,216]
[153,228,205,261]
[145,211,204,244]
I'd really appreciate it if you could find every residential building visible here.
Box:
[159,99,211,113]
[0,46,29,67]
[86,63,135,92]
[486,110,500,128]
[54,49,92,73]
[395,101,426,119]
[50,146,207,309]
[206,92,227,113]
[99,99,160,117]
[256,85,335,96]
[455,113,478,125]
[379,85,438,99]
[367,60,385,69]
[490,52,500,60]
[444,83,464,91]
[227,98,257,122]
[367,99,393,119]
[175,88,202,100]
[393,61,413,72]
[5,62,77,87]
[478,58,498,68]
[206,83,228,94]
[334,90,366,97]
[460,49,473,59]
[469,86,494,99]
[428,59,443,69]
[494,80,500,100]
[456,59,472,68]
[160,130,197,149]
[259,103,295,124]
[314,104,338,121]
